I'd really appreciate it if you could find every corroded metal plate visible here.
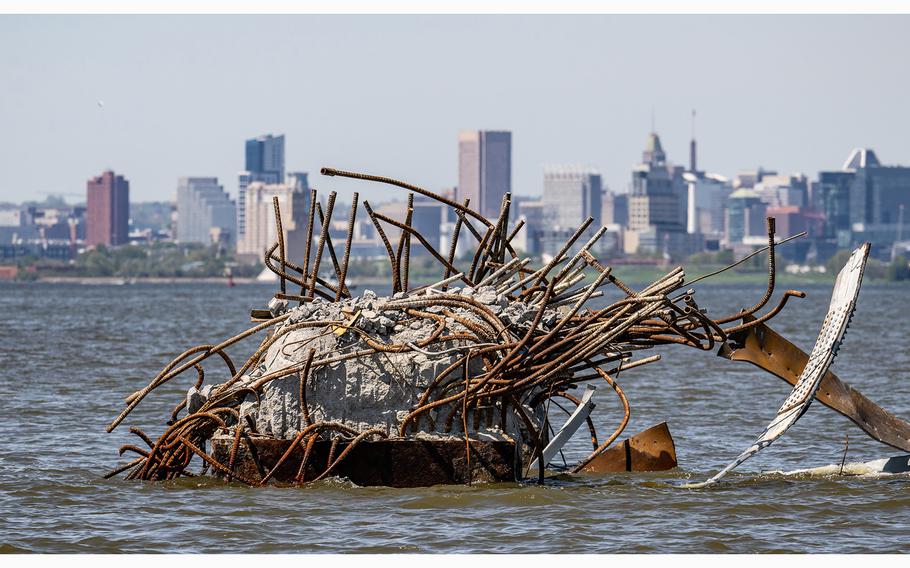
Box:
[580,422,678,473]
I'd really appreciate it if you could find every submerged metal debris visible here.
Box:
[105,167,910,487]
[686,244,871,488]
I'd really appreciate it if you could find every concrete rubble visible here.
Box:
[224,287,555,444]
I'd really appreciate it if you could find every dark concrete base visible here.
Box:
[211,435,519,487]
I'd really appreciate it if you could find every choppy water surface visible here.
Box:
[1,280,910,553]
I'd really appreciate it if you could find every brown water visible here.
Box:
[1,280,909,553]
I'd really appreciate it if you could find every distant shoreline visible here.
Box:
[5,268,906,286]
[19,276,388,286]
[27,276,264,285]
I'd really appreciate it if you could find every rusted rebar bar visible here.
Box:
[336,192,359,301]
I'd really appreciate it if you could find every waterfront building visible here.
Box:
[86,170,129,248]
[753,173,808,208]
[457,130,512,220]
[685,172,731,239]
[725,187,767,245]
[766,206,823,245]
[732,167,776,190]
[0,209,26,231]
[237,181,309,260]
[512,199,545,255]
[601,190,628,227]
[542,165,602,229]
[238,134,285,240]
[374,201,409,245]
[844,149,910,246]
[814,170,854,246]
[814,149,910,257]
[628,133,687,233]
[410,198,445,256]
[625,133,696,257]
[776,206,824,263]
[176,177,236,245]
[30,205,86,242]
[286,172,309,192]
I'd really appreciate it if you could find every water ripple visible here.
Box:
[2,282,910,552]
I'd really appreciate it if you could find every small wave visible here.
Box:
[768,456,910,479]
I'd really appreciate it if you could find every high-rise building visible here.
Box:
[245,134,285,179]
[410,199,445,256]
[602,191,628,227]
[765,206,822,248]
[86,170,129,247]
[845,149,910,245]
[237,181,309,260]
[816,149,910,255]
[542,165,602,229]
[176,177,236,245]
[725,188,767,245]
[628,133,686,232]
[815,170,854,246]
[625,133,695,257]
[685,172,731,238]
[733,167,776,190]
[753,174,808,208]
[286,172,309,192]
[512,199,545,255]
[238,134,285,240]
[457,130,512,220]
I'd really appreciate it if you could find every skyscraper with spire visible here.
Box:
[625,131,695,258]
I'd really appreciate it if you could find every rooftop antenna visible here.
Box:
[650,107,656,133]
[689,109,698,173]
[898,203,905,243]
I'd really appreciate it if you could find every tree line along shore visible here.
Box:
[2,242,909,284]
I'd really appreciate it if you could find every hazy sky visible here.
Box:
[1,15,908,204]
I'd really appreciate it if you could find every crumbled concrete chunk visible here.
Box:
[213,288,550,443]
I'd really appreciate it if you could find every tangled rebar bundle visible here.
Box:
[105,167,808,486]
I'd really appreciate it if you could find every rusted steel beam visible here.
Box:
[719,316,910,453]
[579,422,677,473]
[211,436,518,487]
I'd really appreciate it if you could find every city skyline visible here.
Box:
[5,108,910,267]
[2,15,909,204]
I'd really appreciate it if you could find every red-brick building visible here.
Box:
[86,170,129,247]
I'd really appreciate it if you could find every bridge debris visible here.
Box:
[686,244,872,488]
[578,422,678,473]
[103,167,908,488]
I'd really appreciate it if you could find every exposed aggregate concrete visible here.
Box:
[189,287,558,444]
